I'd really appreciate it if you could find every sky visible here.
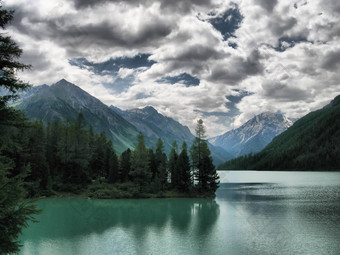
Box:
[3,0,340,137]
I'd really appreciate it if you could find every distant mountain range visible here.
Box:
[13,79,230,165]
[15,79,140,154]
[209,112,293,157]
[110,105,194,154]
[110,105,233,164]
[219,95,340,170]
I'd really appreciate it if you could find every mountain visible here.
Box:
[209,112,293,157]
[111,105,233,165]
[16,79,140,154]
[110,105,194,152]
[219,95,340,170]
[14,79,230,164]
[0,84,48,105]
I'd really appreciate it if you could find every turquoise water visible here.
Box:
[19,171,340,255]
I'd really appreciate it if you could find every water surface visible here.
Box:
[20,171,340,255]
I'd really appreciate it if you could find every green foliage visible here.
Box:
[129,133,151,192]
[190,119,219,195]
[219,96,340,170]
[169,141,179,188]
[176,142,192,192]
[0,3,39,253]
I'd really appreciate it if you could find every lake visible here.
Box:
[19,171,340,255]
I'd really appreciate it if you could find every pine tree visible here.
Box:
[177,142,192,192]
[155,138,168,190]
[168,141,179,188]
[0,3,39,253]
[106,141,119,184]
[190,119,219,194]
[130,133,151,193]
[119,148,131,182]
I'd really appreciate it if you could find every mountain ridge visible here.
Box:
[209,112,293,157]
[219,95,340,170]
[16,79,140,154]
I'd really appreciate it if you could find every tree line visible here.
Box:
[219,96,340,171]
[0,3,219,253]
[2,113,219,197]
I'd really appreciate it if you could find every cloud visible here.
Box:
[3,0,340,137]
[207,4,243,40]
[253,0,278,12]
[261,80,309,102]
[321,49,340,71]
[157,73,200,86]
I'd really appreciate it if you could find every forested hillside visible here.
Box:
[219,95,340,170]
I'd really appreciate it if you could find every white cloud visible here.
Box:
[3,0,340,137]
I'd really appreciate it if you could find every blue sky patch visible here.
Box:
[69,54,156,75]
[157,73,200,86]
[208,5,243,41]
[274,36,310,52]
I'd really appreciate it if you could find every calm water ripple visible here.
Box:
[19,171,340,255]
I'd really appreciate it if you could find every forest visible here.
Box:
[218,95,340,171]
[0,3,220,253]
[2,113,220,199]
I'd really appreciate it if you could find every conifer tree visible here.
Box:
[168,141,179,188]
[0,3,39,253]
[177,142,192,192]
[190,119,219,194]
[130,133,151,193]
[119,148,131,182]
[155,138,168,190]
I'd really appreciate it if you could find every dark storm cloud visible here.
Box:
[72,0,213,13]
[262,81,309,101]
[155,45,228,76]
[60,22,173,49]
[207,6,243,40]
[9,5,174,55]
[322,0,340,14]
[207,50,263,85]
[157,73,200,86]
[169,44,225,62]
[321,50,340,71]
[253,0,278,12]
[268,15,297,37]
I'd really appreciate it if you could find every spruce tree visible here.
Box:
[130,133,151,193]
[119,148,131,182]
[190,119,219,194]
[177,142,192,192]
[0,3,39,253]
[155,138,168,190]
[168,141,179,188]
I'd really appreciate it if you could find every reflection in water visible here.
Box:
[20,171,340,255]
[21,198,220,254]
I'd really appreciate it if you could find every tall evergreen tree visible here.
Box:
[168,141,179,188]
[177,142,192,192]
[106,140,119,184]
[0,3,39,253]
[155,138,168,190]
[190,119,219,194]
[130,133,151,193]
[119,148,131,182]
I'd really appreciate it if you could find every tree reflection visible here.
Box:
[21,198,220,244]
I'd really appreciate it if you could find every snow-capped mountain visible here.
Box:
[209,112,294,157]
